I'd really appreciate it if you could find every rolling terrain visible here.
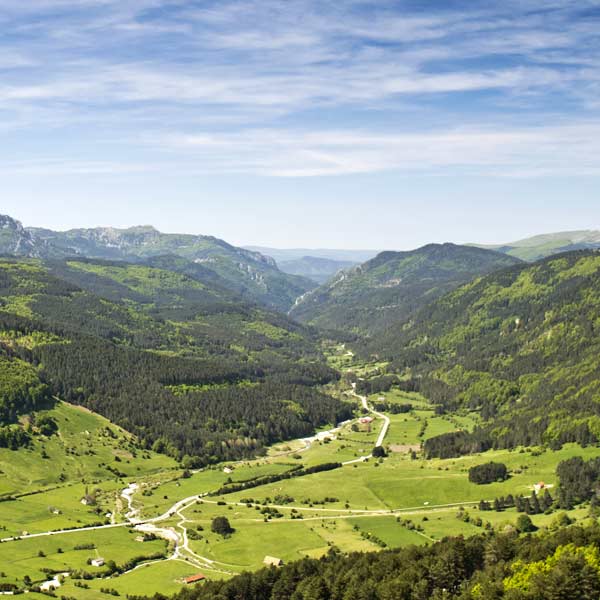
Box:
[0,256,347,467]
[290,243,521,335]
[2,224,600,599]
[474,230,600,262]
[0,215,314,312]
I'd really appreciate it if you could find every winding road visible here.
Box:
[2,384,395,581]
[342,383,391,464]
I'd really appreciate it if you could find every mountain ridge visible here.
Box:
[0,215,314,312]
[366,248,600,453]
[290,243,522,335]
[473,229,600,261]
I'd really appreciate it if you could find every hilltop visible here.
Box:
[290,243,521,335]
[474,230,600,262]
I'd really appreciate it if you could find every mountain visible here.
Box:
[290,243,522,335]
[278,256,357,284]
[244,246,380,264]
[474,230,600,262]
[0,216,314,312]
[0,214,60,258]
[368,249,600,453]
[0,256,346,466]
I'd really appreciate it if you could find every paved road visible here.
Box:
[1,385,390,546]
[342,383,391,464]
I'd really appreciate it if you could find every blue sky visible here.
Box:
[1,0,600,248]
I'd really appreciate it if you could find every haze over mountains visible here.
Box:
[474,230,600,262]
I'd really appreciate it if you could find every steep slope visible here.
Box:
[369,250,600,453]
[28,223,314,311]
[475,230,600,262]
[278,256,357,283]
[290,243,521,335]
[0,215,60,258]
[0,258,347,465]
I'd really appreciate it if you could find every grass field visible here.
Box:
[0,401,176,497]
[0,526,167,586]
[3,377,600,598]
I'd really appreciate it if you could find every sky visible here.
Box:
[1,0,600,249]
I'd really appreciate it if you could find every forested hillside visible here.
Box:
[143,522,600,600]
[26,220,314,311]
[291,244,520,335]
[0,258,349,464]
[366,250,600,454]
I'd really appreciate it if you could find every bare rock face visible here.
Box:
[0,214,51,257]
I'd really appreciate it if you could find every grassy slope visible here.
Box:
[0,401,176,498]
[474,230,600,262]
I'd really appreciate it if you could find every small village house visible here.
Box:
[184,574,206,584]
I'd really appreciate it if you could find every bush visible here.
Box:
[211,516,234,536]
[372,446,387,458]
[516,514,537,533]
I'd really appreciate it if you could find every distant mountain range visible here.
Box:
[0,215,315,312]
[473,230,600,262]
[290,243,521,335]
[277,256,357,284]
[244,246,380,283]
[244,246,379,264]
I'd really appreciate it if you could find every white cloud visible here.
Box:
[157,122,600,177]
[0,0,599,180]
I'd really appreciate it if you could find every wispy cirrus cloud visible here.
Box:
[1,0,600,177]
[156,122,600,177]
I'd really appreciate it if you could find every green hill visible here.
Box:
[26,221,314,311]
[474,230,600,262]
[0,257,348,466]
[367,250,600,453]
[290,243,521,335]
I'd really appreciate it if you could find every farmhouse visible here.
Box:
[359,416,374,424]
[80,486,96,506]
[184,574,206,584]
[263,556,284,567]
[91,558,105,567]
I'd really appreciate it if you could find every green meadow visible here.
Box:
[2,383,600,597]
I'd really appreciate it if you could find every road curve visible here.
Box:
[342,384,391,465]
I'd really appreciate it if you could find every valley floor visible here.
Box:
[2,375,599,599]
